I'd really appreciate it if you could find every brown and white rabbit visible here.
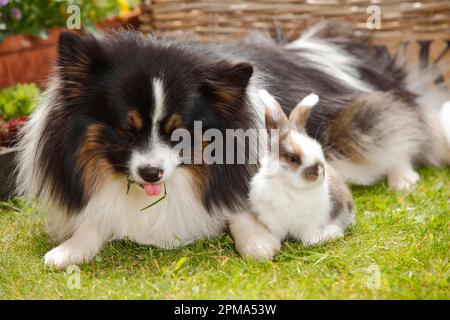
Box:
[249,90,354,250]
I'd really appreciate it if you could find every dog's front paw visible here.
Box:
[388,165,420,190]
[44,244,89,269]
[235,233,281,260]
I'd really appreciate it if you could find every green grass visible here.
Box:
[0,167,449,299]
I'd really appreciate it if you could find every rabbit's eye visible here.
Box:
[287,154,300,163]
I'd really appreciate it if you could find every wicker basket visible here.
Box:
[139,0,450,84]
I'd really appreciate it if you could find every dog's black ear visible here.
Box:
[58,31,104,69]
[57,32,106,96]
[203,61,253,101]
[206,61,253,89]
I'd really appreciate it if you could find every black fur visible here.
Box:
[37,31,256,213]
[33,27,418,215]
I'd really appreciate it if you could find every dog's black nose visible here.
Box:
[139,166,163,183]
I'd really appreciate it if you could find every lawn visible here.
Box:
[0,167,448,299]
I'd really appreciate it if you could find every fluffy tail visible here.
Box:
[404,65,450,165]
[301,22,450,165]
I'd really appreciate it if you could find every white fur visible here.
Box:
[441,101,450,157]
[35,77,229,269]
[327,91,426,189]
[129,143,180,185]
[221,84,284,261]
[404,68,450,166]
[289,132,321,163]
[331,156,420,190]
[16,75,271,269]
[247,92,352,259]
[152,78,165,140]
[44,224,103,268]
[15,80,59,203]
[129,78,180,183]
[44,169,227,268]
[332,88,450,190]
[387,162,420,190]
[20,30,449,268]
[250,151,344,250]
[286,37,373,93]
[258,89,278,113]
[15,80,79,242]
[329,160,389,186]
[298,93,319,108]
[228,211,281,260]
[248,84,269,151]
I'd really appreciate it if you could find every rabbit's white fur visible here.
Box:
[251,156,335,245]
[249,90,354,258]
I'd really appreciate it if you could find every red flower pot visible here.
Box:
[0,7,141,89]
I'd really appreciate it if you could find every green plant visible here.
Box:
[0,0,139,42]
[0,83,40,119]
[0,167,449,299]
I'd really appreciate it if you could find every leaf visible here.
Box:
[0,84,40,120]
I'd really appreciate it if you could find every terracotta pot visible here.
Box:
[0,28,63,89]
[0,7,141,89]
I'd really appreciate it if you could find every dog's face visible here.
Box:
[48,31,254,210]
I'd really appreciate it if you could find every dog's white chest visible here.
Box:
[84,169,227,248]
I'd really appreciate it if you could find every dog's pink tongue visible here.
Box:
[143,183,162,196]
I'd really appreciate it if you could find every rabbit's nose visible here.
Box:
[303,161,325,181]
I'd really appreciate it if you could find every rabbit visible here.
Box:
[249,89,355,249]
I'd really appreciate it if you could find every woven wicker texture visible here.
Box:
[139,0,450,83]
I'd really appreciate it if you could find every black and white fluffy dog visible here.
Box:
[16,24,450,268]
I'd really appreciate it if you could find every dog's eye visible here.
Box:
[164,126,176,136]
[287,154,300,163]
[126,127,137,142]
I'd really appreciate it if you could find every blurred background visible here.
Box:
[0,0,449,198]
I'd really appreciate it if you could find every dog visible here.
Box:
[16,23,450,267]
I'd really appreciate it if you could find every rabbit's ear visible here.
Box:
[289,93,319,131]
[258,89,288,132]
